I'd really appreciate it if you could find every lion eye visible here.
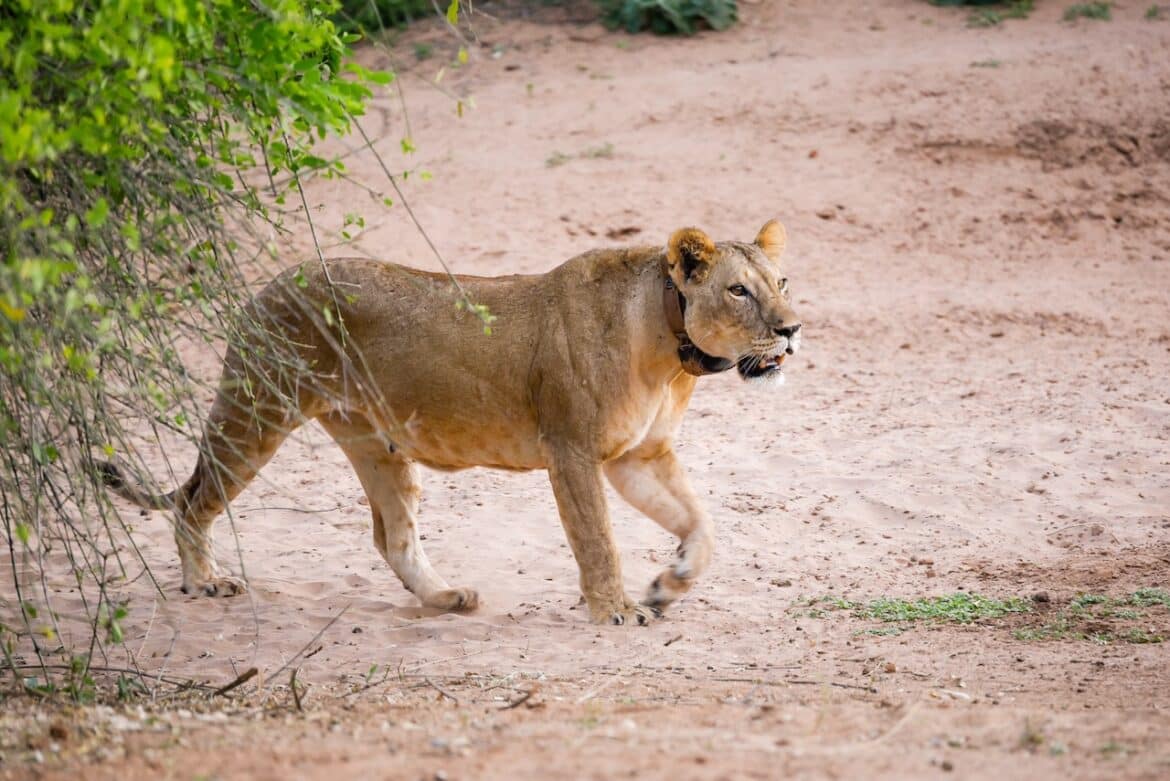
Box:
[779,278,789,295]
[728,284,748,298]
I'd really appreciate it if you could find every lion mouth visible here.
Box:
[736,352,787,380]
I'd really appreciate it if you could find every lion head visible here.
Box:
[665,220,802,384]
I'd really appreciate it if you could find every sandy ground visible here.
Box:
[4,0,1170,778]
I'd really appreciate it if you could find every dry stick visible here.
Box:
[711,676,877,694]
[424,676,460,703]
[267,605,350,683]
[213,666,258,697]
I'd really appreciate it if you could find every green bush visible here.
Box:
[0,0,386,695]
[332,0,435,31]
[598,0,737,35]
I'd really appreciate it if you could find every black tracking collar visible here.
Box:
[663,277,735,377]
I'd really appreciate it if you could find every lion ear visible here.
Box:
[754,219,787,264]
[667,227,717,284]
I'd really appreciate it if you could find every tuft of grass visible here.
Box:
[545,143,616,168]
[583,142,615,159]
[545,151,572,168]
[1148,5,1166,19]
[1064,2,1112,20]
[967,9,1004,26]
[942,0,1032,27]
[970,58,1003,67]
[1129,587,1170,607]
[1100,740,1132,758]
[413,42,433,60]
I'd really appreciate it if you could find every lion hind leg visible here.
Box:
[175,398,298,597]
[321,413,478,612]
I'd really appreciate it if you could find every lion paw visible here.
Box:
[642,568,693,613]
[181,575,247,597]
[425,587,480,612]
[592,602,655,626]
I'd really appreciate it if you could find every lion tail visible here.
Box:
[96,460,176,511]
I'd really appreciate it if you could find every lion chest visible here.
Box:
[599,378,689,461]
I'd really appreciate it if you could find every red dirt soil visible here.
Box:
[3,1,1170,779]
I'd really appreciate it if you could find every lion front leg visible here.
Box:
[545,449,654,626]
[603,444,713,615]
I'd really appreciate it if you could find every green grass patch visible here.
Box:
[862,593,1031,623]
[1064,2,1112,20]
[797,588,1168,645]
[794,592,1031,624]
[1014,589,1168,644]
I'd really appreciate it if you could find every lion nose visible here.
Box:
[773,323,801,339]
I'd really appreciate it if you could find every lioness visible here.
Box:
[102,221,801,625]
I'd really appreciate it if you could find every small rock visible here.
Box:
[352,627,363,634]
[942,759,954,772]
[1031,591,1050,603]
[925,569,937,578]
[815,208,835,220]
[771,578,793,587]
[883,661,897,673]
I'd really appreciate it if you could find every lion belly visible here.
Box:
[388,408,546,471]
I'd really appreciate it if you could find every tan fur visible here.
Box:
[102,222,802,625]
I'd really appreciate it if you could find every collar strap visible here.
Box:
[663,277,735,376]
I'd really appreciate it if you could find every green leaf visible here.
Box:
[85,198,110,227]
[447,0,459,25]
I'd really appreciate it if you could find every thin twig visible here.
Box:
[424,676,460,703]
[213,666,258,697]
[267,605,350,682]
